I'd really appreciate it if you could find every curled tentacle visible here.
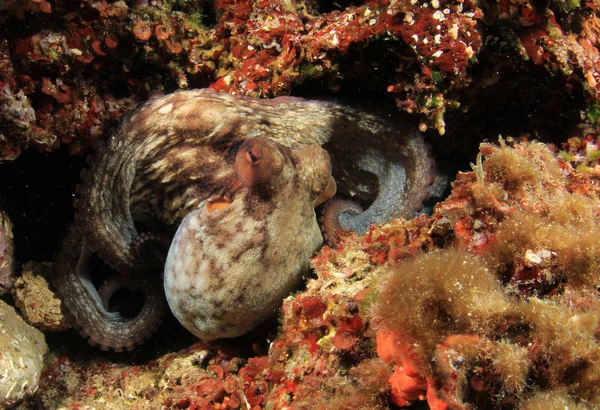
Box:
[321,128,437,246]
[56,227,166,352]
[320,199,363,248]
[343,148,425,233]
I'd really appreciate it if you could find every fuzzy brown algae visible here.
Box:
[55,89,434,351]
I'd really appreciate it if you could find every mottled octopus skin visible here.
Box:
[56,89,433,350]
[55,230,165,351]
[164,140,332,340]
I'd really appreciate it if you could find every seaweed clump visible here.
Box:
[370,138,600,409]
[371,250,529,409]
[372,250,510,364]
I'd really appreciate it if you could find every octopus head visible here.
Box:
[208,138,336,211]
[293,143,337,206]
[234,138,336,204]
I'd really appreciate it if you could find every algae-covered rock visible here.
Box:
[12,262,70,332]
[0,300,48,408]
[0,209,15,296]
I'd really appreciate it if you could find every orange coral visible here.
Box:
[388,366,427,406]
[132,22,152,41]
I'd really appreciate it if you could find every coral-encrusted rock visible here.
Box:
[368,139,600,409]
[12,262,70,332]
[0,209,15,296]
[0,300,48,407]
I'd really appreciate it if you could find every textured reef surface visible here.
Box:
[0,208,14,295]
[1,0,599,158]
[0,299,47,408]
[1,0,600,409]
[10,138,600,409]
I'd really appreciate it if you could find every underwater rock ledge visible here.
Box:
[2,0,600,408]
[12,137,600,409]
[1,0,598,158]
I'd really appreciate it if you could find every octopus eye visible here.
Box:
[235,138,283,189]
[245,146,262,163]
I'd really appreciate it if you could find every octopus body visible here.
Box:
[56,89,435,351]
[165,139,333,339]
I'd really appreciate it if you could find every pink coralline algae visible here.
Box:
[0,0,485,158]
[500,0,600,100]
[2,0,599,156]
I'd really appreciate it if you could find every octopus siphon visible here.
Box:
[55,89,435,351]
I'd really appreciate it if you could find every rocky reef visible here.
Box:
[0,208,14,295]
[0,0,598,158]
[0,300,48,408]
[12,262,70,332]
[8,138,600,409]
[1,1,600,409]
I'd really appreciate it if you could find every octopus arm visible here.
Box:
[321,109,434,242]
[75,127,142,274]
[56,227,165,351]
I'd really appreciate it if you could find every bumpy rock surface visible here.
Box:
[0,300,48,407]
[12,262,70,332]
[0,209,15,296]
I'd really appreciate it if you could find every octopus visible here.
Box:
[55,89,435,351]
